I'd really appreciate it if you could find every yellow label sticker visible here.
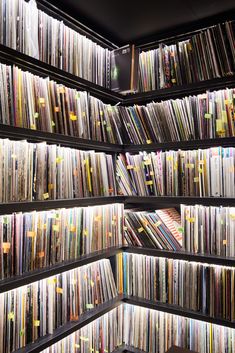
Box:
[138,227,144,233]
[223,240,227,245]
[8,312,14,321]
[146,180,153,185]
[53,225,59,232]
[83,229,88,236]
[70,225,76,232]
[186,217,195,223]
[185,163,194,169]
[56,287,63,294]
[70,114,77,121]
[86,303,94,309]
[166,156,173,161]
[127,165,134,170]
[48,183,54,190]
[56,157,64,164]
[34,320,40,327]
[43,193,49,200]
[146,140,152,144]
[144,159,151,166]
[30,124,36,130]
[194,177,199,183]
[204,113,212,119]
[27,231,35,238]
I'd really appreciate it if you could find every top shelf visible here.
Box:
[0,44,123,104]
[1,45,235,108]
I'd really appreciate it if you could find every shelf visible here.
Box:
[123,246,235,267]
[0,44,123,104]
[0,246,123,294]
[0,196,125,215]
[15,296,123,353]
[1,245,234,295]
[0,195,234,214]
[123,137,235,153]
[0,124,123,153]
[123,76,235,105]
[124,196,235,209]
[1,244,235,295]
[0,124,234,154]
[123,296,235,329]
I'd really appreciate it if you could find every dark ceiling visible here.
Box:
[48,0,235,46]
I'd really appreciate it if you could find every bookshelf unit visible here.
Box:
[0,1,234,353]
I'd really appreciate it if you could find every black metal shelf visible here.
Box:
[0,124,123,153]
[124,196,235,209]
[124,136,235,153]
[1,245,235,295]
[15,296,123,353]
[0,246,123,294]
[0,196,125,215]
[123,246,235,267]
[123,296,235,329]
[123,76,235,105]
[0,196,234,215]
[0,44,123,104]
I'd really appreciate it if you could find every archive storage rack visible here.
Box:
[0,1,234,353]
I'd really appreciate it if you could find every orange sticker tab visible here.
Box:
[38,251,45,258]
[70,225,76,232]
[2,242,11,254]
[27,231,35,238]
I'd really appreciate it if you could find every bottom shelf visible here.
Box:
[13,294,235,353]
[15,296,123,353]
